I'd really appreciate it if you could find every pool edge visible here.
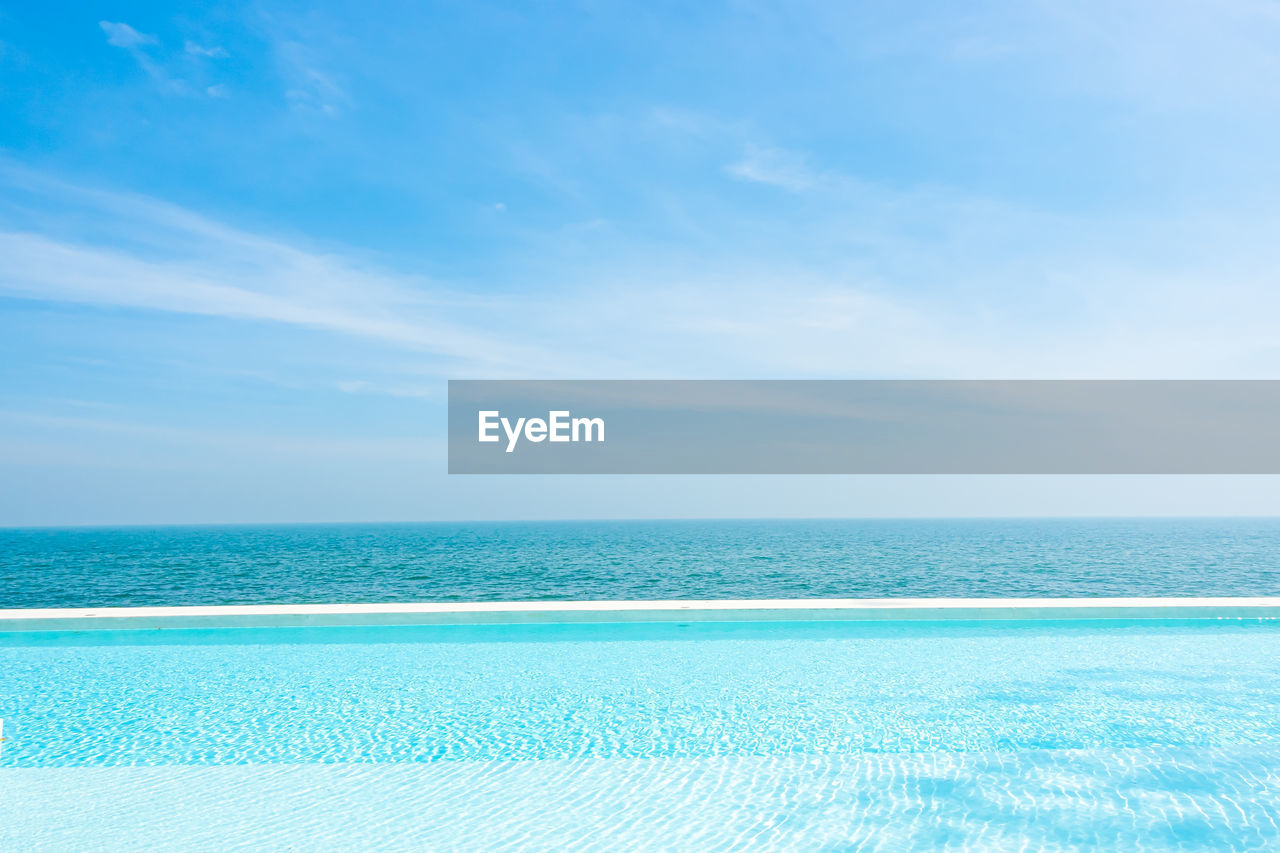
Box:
[2,597,1280,631]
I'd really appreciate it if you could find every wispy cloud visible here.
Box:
[724,144,818,192]
[100,20,185,94]
[0,167,555,374]
[5,153,1280,393]
[276,40,350,115]
[184,41,229,59]
[100,21,155,50]
[99,21,228,98]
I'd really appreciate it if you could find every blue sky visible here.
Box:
[3,0,1280,524]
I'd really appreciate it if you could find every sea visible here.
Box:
[2,518,1279,608]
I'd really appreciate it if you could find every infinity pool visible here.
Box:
[3,615,1280,850]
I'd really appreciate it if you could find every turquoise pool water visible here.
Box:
[3,617,1280,850]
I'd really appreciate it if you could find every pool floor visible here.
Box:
[4,749,1279,851]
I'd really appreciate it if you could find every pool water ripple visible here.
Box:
[3,749,1278,851]
[3,619,1280,767]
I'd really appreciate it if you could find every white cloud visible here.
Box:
[724,145,817,192]
[98,21,191,95]
[0,228,551,371]
[100,24,230,98]
[185,41,229,59]
[276,41,350,115]
[0,167,565,374]
[4,161,1280,390]
[99,21,154,50]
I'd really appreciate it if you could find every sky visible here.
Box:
[2,0,1280,525]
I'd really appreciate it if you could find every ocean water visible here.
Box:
[3,517,1280,608]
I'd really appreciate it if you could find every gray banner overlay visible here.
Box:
[448,380,1280,474]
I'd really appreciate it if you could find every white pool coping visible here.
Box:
[1,597,1279,632]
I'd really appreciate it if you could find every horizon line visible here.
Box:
[4,513,1280,532]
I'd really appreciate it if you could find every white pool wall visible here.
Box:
[1,597,1279,632]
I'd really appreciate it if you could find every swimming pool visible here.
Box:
[3,602,1280,851]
